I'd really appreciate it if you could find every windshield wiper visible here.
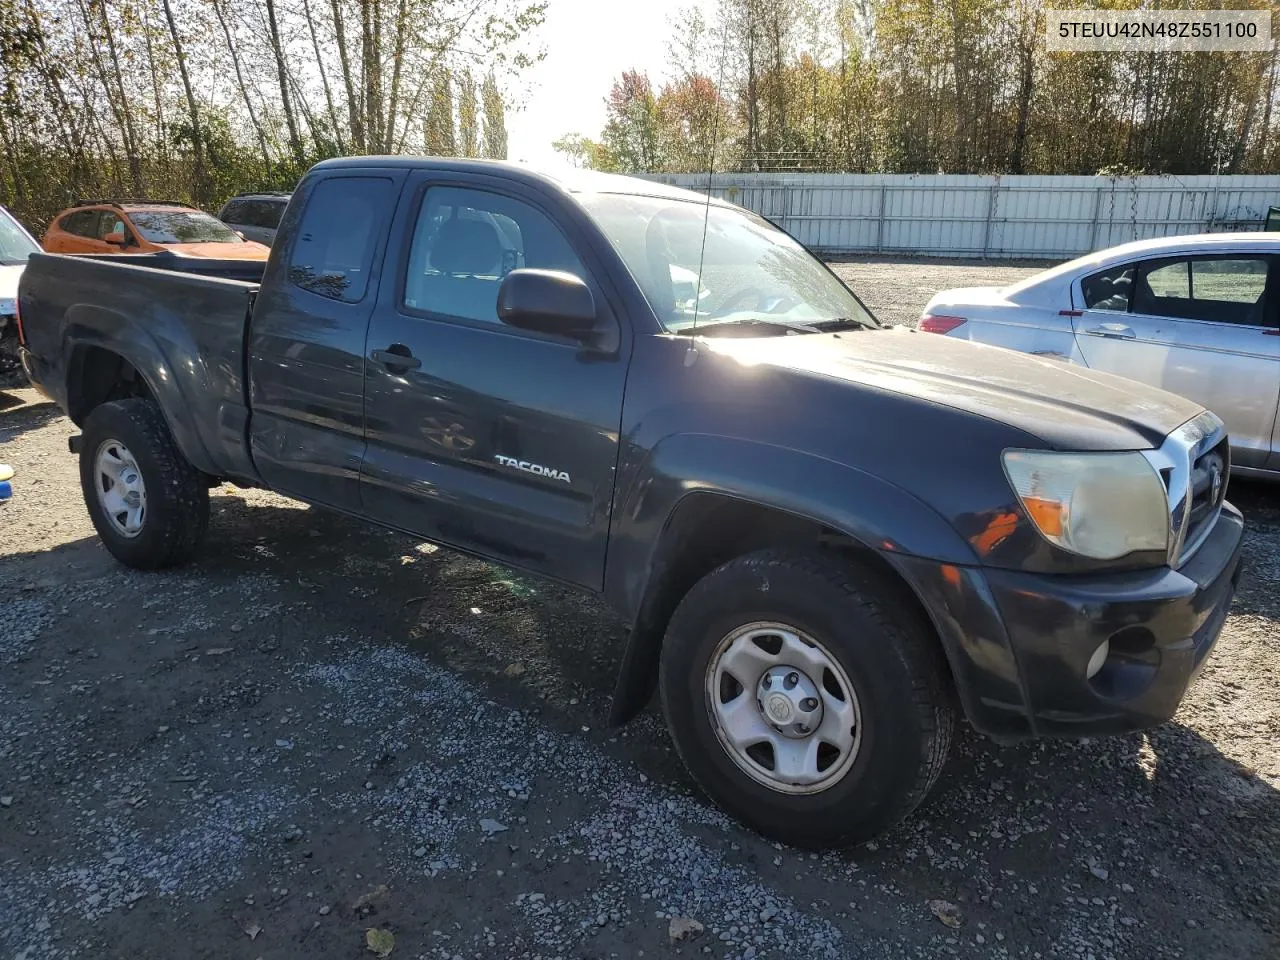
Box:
[674,318,825,338]
[808,317,879,332]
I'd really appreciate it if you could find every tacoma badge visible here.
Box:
[494,454,571,483]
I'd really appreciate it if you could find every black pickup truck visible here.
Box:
[17,158,1244,847]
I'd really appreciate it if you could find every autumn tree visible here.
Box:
[0,0,545,228]
[458,68,480,157]
[481,71,508,159]
[602,70,662,173]
[425,71,457,155]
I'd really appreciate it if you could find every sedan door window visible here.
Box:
[1080,265,1134,311]
[1134,256,1271,327]
[97,212,129,244]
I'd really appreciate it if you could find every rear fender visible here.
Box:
[63,304,219,476]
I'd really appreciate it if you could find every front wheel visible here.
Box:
[659,549,954,847]
[79,399,210,569]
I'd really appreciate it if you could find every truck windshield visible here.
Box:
[0,209,40,265]
[577,192,878,333]
[127,210,242,244]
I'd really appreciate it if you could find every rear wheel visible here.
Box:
[659,548,954,847]
[79,399,210,569]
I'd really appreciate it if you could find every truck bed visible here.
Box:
[77,251,268,284]
[19,252,261,480]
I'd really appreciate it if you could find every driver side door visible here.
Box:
[359,175,632,588]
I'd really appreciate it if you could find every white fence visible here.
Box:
[646,173,1280,260]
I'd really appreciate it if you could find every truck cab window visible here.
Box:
[403,186,584,324]
[289,177,393,303]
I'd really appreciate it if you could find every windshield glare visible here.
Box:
[127,210,242,244]
[0,208,40,264]
[578,192,877,332]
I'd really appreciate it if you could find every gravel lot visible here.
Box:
[2,259,1278,960]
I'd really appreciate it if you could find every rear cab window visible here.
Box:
[289,177,395,303]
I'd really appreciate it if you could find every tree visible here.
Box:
[602,70,661,173]
[459,68,480,157]
[552,133,613,169]
[481,72,508,159]
[0,0,548,229]
[424,71,457,156]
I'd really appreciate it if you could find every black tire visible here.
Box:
[659,548,954,848]
[78,398,210,569]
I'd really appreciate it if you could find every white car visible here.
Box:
[920,233,1280,478]
[0,205,42,375]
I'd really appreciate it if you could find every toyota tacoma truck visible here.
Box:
[17,158,1244,847]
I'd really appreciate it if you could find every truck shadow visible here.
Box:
[0,395,62,441]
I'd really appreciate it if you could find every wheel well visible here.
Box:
[67,346,153,425]
[610,492,954,725]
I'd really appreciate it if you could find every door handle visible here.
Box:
[1084,324,1135,339]
[371,345,422,371]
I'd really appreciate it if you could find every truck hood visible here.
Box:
[164,241,270,261]
[0,262,23,301]
[706,327,1203,451]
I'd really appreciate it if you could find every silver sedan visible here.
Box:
[919,234,1280,478]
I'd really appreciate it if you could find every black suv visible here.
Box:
[216,192,291,246]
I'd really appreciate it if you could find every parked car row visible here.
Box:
[13,159,1249,847]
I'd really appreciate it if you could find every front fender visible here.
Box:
[63,305,221,476]
[603,434,981,725]
[605,433,979,623]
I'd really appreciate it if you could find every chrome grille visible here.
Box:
[1142,411,1228,567]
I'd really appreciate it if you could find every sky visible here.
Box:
[505,0,719,172]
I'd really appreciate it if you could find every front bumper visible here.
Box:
[897,503,1244,739]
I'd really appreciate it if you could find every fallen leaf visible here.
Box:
[206,647,233,656]
[928,899,963,929]
[668,917,704,942]
[242,921,262,940]
[479,818,508,835]
[353,884,389,912]
[503,663,526,678]
[366,927,395,957]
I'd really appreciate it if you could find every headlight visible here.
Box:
[1002,450,1169,560]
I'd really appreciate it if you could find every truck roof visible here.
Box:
[309,156,735,209]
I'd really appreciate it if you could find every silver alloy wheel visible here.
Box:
[705,621,862,795]
[94,439,147,538]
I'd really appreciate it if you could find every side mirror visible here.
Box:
[235,230,247,241]
[497,268,596,338]
[104,231,126,246]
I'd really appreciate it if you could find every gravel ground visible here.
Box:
[2,259,1279,960]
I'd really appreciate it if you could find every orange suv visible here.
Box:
[43,200,270,260]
